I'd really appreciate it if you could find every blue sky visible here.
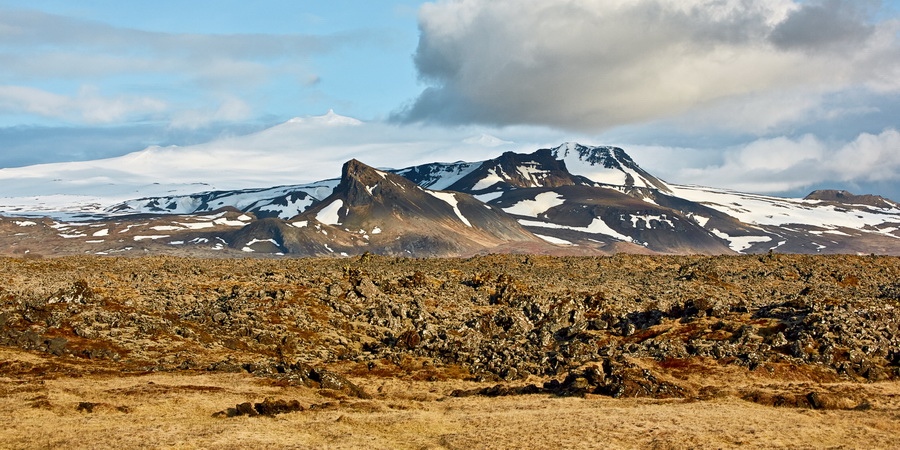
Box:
[2,0,900,200]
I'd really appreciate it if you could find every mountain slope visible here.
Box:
[549,142,672,193]
[228,159,544,257]
[111,180,339,219]
[2,139,900,257]
[490,185,733,255]
[407,145,730,254]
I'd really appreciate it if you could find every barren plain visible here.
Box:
[1,253,899,448]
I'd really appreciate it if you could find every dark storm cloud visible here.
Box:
[396,0,900,133]
[769,0,877,51]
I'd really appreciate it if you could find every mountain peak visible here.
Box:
[342,158,379,179]
[551,142,633,170]
[286,110,362,127]
[334,158,410,209]
[804,189,898,209]
[548,143,670,192]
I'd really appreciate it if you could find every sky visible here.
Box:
[1,0,900,200]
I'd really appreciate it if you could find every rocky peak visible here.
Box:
[549,142,671,193]
[551,142,633,170]
[553,143,629,168]
[335,159,418,207]
[446,148,594,193]
[341,158,382,182]
[804,190,899,209]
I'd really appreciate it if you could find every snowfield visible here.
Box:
[518,218,634,243]
[502,192,566,217]
[671,185,900,232]
[316,200,344,226]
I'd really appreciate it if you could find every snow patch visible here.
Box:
[245,238,279,247]
[212,218,247,227]
[502,192,565,217]
[178,221,215,230]
[472,167,505,191]
[629,214,674,229]
[150,225,183,231]
[316,200,344,226]
[515,163,551,186]
[710,228,773,252]
[58,233,87,239]
[257,196,315,219]
[518,218,633,243]
[692,215,710,228]
[427,191,472,227]
[474,192,503,203]
[671,184,900,230]
[535,234,574,245]
[134,235,170,241]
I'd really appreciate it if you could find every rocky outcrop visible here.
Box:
[805,190,899,209]
[0,254,897,401]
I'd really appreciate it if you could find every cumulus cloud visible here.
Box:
[635,129,900,196]
[397,0,900,133]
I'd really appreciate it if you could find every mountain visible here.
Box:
[804,190,899,210]
[110,179,340,219]
[227,159,543,257]
[2,140,900,258]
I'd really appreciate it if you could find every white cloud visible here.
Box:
[170,97,253,130]
[831,129,900,181]
[0,8,373,124]
[398,0,900,133]
[0,85,167,123]
[638,129,900,194]
[1,111,898,206]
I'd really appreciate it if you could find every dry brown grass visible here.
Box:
[1,348,899,449]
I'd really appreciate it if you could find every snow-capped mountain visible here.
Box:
[2,126,899,257]
[224,159,541,257]
[110,179,340,220]
[549,142,672,193]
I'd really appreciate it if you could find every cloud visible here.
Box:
[396,0,900,133]
[0,9,353,62]
[2,110,898,202]
[635,128,900,196]
[769,0,877,51]
[0,8,377,124]
[0,121,275,168]
[0,85,167,123]
[170,97,253,129]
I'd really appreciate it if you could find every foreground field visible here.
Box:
[2,348,899,449]
[1,254,899,447]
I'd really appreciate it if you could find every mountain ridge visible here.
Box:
[2,142,899,257]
